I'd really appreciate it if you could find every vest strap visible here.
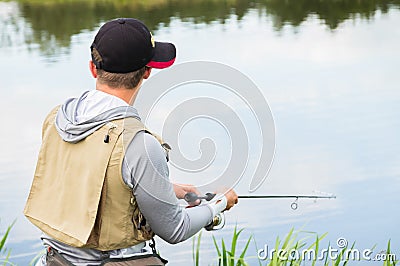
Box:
[149,238,157,254]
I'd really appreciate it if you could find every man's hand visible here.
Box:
[173,183,201,206]
[223,189,238,211]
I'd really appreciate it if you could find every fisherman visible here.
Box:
[24,18,238,266]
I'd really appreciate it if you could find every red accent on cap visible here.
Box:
[147,58,176,69]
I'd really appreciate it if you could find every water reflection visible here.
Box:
[1,0,400,58]
[1,0,400,264]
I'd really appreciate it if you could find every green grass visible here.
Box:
[383,240,399,266]
[193,225,253,266]
[0,220,15,266]
[0,219,398,266]
[211,225,253,266]
[192,227,398,266]
[193,230,203,266]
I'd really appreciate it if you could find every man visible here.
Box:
[24,18,238,265]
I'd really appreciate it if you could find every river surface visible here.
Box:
[0,1,399,265]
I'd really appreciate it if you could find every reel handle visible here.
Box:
[184,192,216,203]
[205,213,225,231]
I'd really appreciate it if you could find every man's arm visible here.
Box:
[122,131,214,244]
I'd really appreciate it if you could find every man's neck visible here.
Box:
[96,83,140,105]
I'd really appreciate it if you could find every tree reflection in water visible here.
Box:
[1,0,399,58]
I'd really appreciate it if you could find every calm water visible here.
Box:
[1,1,400,265]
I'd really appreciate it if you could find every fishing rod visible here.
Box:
[184,192,336,209]
[184,192,336,230]
[238,194,336,210]
[238,195,336,199]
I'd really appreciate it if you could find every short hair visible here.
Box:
[92,47,147,89]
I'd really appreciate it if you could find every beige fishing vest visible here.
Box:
[24,106,167,251]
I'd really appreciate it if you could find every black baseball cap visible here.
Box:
[91,18,176,73]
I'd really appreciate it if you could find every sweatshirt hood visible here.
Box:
[55,90,141,143]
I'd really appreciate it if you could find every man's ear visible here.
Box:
[89,61,97,78]
[143,67,152,79]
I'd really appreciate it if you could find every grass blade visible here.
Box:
[192,231,202,266]
[213,235,221,258]
[0,221,15,252]
[282,228,294,250]
[222,239,228,266]
[342,241,355,266]
[252,236,263,266]
[237,235,252,266]
[271,235,281,266]
[192,233,195,265]
[29,249,46,266]
[230,225,243,265]
[323,242,330,266]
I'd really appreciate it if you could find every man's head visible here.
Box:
[90,18,176,89]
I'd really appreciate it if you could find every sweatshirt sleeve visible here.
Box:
[121,131,213,244]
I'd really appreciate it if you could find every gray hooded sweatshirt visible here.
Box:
[37,90,216,266]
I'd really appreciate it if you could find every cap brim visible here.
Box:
[147,42,176,69]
